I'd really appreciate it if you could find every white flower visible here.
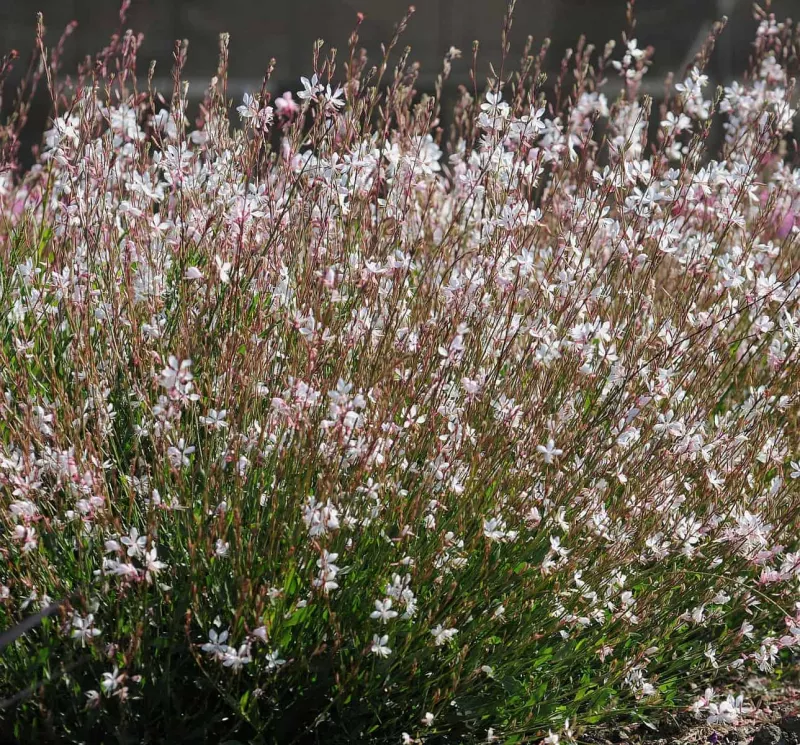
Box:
[597,644,614,662]
[537,438,564,464]
[250,626,268,643]
[144,546,167,583]
[151,108,178,139]
[298,74,321,101]
[483,517,517,542]
[100,667,125,695]
[237,92,258,119]
[215,539,230,557]
[754,643,778,672]
[120,527,147,557]
[215,255,232,284]
[71,613,101,646]
[322,85,345,112]
[223,643,252,670]
[313,550,342,593]
[201,628,230,660]
[85,690,101,709]
[266,649,286,670]
[371,634,392,657]
[13,525,37,552]
[302,498,340,537]
[158,356,192,392]
[167,438,195,468]
[431,624,458,646]
[707,694,745,725]
[199,408,228,430]
[706,469,724,490]
[370,598,399,623]
[675,67,709,98]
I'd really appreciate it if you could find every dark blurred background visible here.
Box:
[0,0,797,157]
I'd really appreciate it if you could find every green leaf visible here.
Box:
[285,606,308,627]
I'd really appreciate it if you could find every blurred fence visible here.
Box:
[0,0,797,165]
[1,0,797,95]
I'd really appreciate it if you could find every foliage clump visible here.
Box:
[0,3,799,743]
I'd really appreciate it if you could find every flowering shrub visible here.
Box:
[0,4,799,743]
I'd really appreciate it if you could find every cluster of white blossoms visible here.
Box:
[0,8,799,743]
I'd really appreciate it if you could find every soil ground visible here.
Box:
[584,677,800,745]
